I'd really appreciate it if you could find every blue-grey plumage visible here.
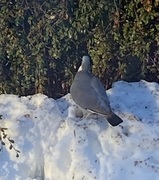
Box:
[70,56,123,126]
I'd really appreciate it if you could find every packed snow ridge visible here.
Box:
[0,80,159,180]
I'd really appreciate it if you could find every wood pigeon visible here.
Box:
[70,56,123,126]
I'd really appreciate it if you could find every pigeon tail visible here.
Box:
[107,113,123,126]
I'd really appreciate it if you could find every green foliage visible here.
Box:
[0,0,158,97]
[112,0,159,82]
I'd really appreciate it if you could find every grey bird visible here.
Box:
[70,55,123,126]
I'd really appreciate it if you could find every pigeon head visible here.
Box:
[78,56,91,72]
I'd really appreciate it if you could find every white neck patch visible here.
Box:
[78,65,82,72]
[78,56,91,72]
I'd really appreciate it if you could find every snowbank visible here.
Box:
[0,80,159,180]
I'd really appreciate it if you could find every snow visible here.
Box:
[0,80,159,180]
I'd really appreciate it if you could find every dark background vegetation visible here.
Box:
[0,0,158,98]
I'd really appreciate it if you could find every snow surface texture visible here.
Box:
[0,80,159,180]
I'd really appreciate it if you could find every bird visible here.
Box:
[70,55,123,126]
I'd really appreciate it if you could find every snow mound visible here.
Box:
[0,80,159,180]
